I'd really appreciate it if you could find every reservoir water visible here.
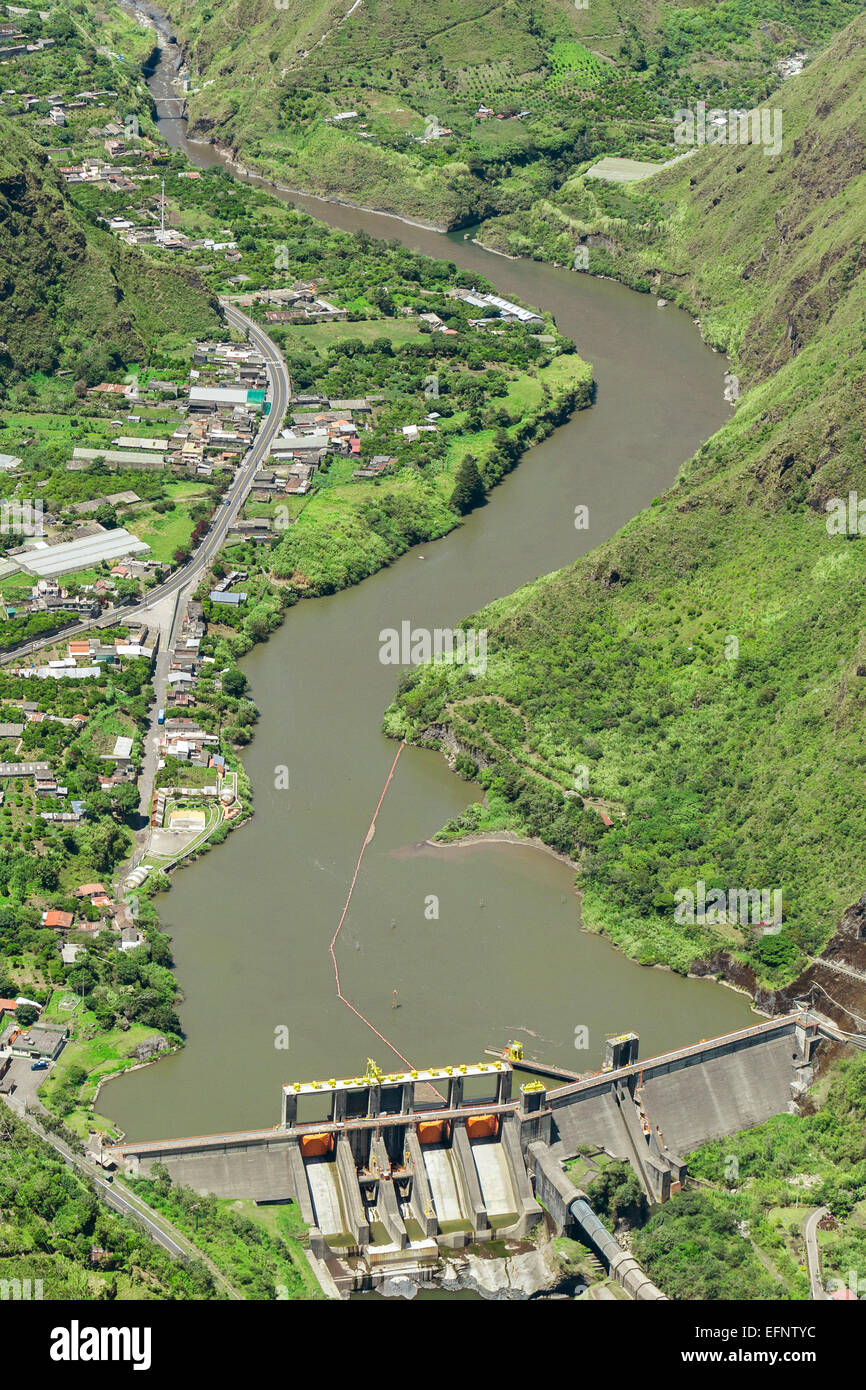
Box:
[102,11,755,1139]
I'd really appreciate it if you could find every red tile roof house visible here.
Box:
[42,909,74,930]
[74,883,105,898]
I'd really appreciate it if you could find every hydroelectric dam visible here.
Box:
[98,1012,833,1295]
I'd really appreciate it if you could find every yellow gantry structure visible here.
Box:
[285,1056,507,1096]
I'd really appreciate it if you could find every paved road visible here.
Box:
[2,1096,242,1297]
[117,304,290,857]
[803,1205,830,1300]
[1,302,291,669]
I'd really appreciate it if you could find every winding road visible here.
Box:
[803,1205,829,1300]
[0,297,289,1286]
[1,302,291,668]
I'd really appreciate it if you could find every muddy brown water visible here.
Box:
[102,13,753,1140]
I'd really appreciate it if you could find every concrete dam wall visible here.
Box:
[638,1030,803,1155]
[99,1014,831,1291]
[544,1015,818,1165]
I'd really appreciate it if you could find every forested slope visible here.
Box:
[165,0,866,226]
[0,119,219,384]
[384,18,866,987]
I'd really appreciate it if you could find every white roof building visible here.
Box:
[112,437,169,451]
[189,386,252,406]
[36,666,101,680]
[12,529,149,578]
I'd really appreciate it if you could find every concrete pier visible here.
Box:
[404,1129,438,1238]
[453,1123,490,1238]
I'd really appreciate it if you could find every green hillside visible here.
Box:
[0,119,220,384]
[383,16,866,988]
[0,1110,216,1299]
[165,0,866,226]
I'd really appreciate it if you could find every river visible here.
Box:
[102,9,755,1140]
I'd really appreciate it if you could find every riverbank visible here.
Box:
[426,828,581,874]
[378,15,866,1011]
[49,132,590,1128]
[423,810,765,1010]
[96,20,754,1144]
[195,138,454,236]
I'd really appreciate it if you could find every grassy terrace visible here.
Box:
[161,0,866,233]
[38,995,170,1141]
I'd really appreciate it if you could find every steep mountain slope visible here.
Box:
[384,17,866,991]
[0,119,220,383]
[165,0,866,226]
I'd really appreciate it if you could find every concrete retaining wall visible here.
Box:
[527,1139,583,1231]
[544,1017,811,1166]
[337,1134,369,1246]
[405,1130,438,1237]
[639,1031,802,1154]
[124,1137,296,1200]
[500,1114,543,1233]
[453,1124,490,1237]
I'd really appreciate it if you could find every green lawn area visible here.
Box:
[278,317,423,357]
[129,480,217,551]
[41,990,84,1024]
[155,763,217,789]
[0,565,116,602]
[74,702,137,753]
[0,406,183,458]
[220,1202,324,1298]
[0,573,38,602]
[39,1008,169,1138]
[130,497,208,562]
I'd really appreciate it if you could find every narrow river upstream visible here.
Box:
[103,9,755,1140]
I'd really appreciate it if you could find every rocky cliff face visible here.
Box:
[691,892,866,1031]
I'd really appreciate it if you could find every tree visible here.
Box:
[449,455,486,515]
[109,783,140,821]
[15,1003,38,1028]
[222,668,248,698]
